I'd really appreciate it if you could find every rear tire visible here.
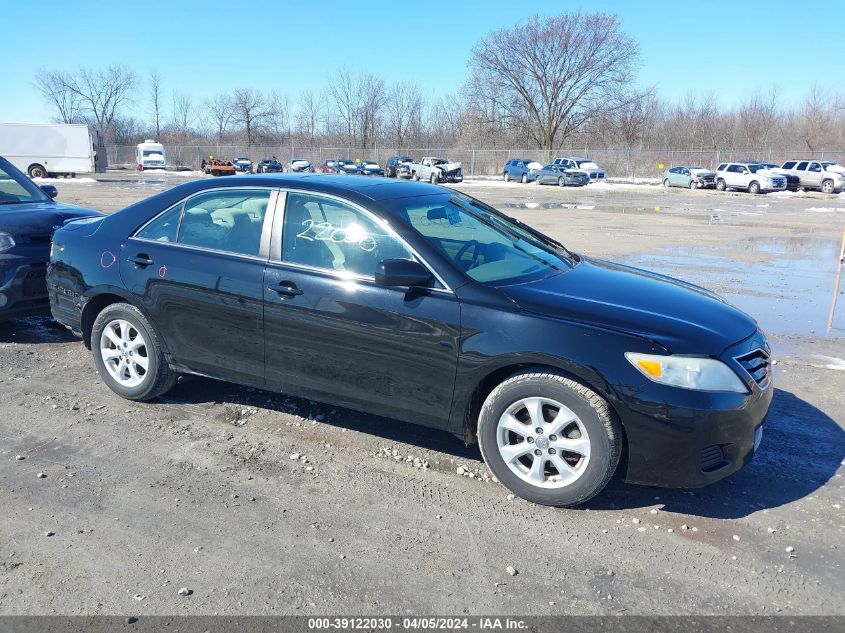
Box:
[91,303,177,401]
[716,178,726,191]
[477,370,622,507]
[558,177,564,187]
[28,164,47,178]
[663,178,670,188]
[430,172,438,184]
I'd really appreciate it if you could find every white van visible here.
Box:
[0,122,104,178]
[136,140,166,170]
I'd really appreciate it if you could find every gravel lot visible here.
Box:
[1,172,843,615]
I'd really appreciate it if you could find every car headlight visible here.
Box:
[0,232,15,253]
[625,352,748,393]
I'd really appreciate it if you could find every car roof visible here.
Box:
[169,174,445,202]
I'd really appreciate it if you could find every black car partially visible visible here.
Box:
[385,156,413,178]
[256,159,283,173]
[0,156,101,321]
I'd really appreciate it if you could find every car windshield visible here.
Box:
[385,192,574,285]
[747,164,767,173]
[236,158,249,162]
[142,150,162,157]
[0,159,50,206]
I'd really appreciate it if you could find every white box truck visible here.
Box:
[0,122,105,178]
[136,140,166,170]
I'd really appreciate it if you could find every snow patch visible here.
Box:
[33,176,96,184]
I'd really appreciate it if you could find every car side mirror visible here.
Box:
[40,185,58,199]
[375,259,433,288]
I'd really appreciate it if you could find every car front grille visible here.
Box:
[771,177,786,188]
[700,445,727,472]
[735,348,771,389]
[701,175,715,183]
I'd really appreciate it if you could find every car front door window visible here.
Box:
[281,192,412,278]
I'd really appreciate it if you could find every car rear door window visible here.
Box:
[281,192,412,278]
[177,190,270,257]
[136,203,182,243]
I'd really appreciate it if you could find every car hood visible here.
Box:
[497,257,757,355]
[0,201,102,240]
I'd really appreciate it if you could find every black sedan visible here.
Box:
[332,160,360,175]
[47,175,772,506]
[534,164,590,186]
[0,156,101,321]
[256,159,283,174]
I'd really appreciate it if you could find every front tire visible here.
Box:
[521,173,528,184]
[430,172,438,184]
[663,178,670,188]
[477,370,622,507]
[748,181,761,194]
[688,179,697,189]
[91,303,176,401]
[822,179,835,194]
[503,171,510,182]
[716,178,726,191]
[558,177,564,187]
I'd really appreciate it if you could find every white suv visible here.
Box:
[776,160,845,193]
[715,162,787,194]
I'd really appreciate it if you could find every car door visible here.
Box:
[262,190,462,428]
[795,161,810,187]
[121,187,277,384]
[806,162,823,189]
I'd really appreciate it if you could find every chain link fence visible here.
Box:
[105,145,845,179]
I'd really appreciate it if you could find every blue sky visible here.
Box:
[0,0,836,123]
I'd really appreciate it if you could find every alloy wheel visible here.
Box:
[100,319,149,388]
[496,397,591,488]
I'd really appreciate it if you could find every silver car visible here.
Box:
[533,164,590,187]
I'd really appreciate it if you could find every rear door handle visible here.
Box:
[268,282,303,297]
[128,254,154,267]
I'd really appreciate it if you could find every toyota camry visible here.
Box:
[47,175,772,506]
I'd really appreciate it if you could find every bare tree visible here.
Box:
[327,68,359,144]
[231,88,277,146]
[33,69,83,124]
[467,12,640,149]
[385,82,423,148]
[358,72,386,148]
[796,85,831,153]
[170,90,194,136]
[202,93,234,145]
[149,71,163,139]
[296,89,323,144]
[35,66,137,142]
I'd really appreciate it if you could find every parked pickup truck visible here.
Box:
[409,157,463,184]
[774,159,845,194]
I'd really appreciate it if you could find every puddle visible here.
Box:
[623,237,843,337]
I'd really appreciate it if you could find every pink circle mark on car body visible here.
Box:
[100,251,116,268]
[158,265,167,278]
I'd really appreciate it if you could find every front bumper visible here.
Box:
[618,333,773,488]
[0,257,50,320]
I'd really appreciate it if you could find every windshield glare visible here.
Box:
[386,193,573,285]
[0,161,49,206]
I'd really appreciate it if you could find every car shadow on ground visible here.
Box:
[587,388,845,519]
[161,376,483,461]
[0,316,78,345]
[164,381,843,518]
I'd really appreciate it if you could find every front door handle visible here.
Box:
[128,254,154,268]
[268,282,304,297]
